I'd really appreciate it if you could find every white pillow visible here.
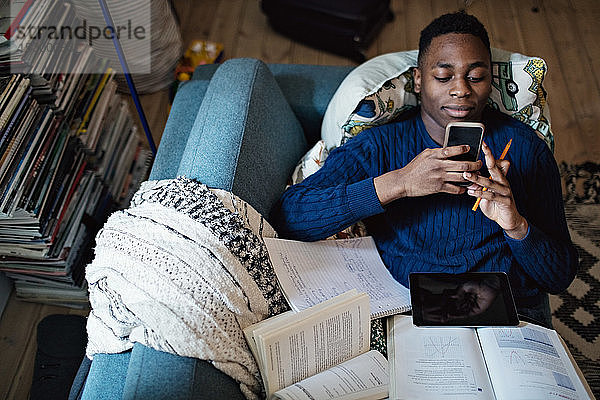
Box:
[321,48,553,152]
[321,50,418,150]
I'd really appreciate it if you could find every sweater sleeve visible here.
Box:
[505,144,578,294]
[270,133,385,241]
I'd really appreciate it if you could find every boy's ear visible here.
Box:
[413,67,421,93]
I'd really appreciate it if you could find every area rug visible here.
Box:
[550,202,600,397]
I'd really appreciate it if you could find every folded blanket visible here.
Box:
[86,178,288,399]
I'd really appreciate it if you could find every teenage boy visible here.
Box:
[271,12,578,328]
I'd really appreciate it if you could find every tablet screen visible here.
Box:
[409,272,519,327]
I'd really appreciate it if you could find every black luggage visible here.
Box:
[261,0,394,63]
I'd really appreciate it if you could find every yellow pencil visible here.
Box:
[472,138,513,212]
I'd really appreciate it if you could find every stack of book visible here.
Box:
[0,1,152,307]
[0,0,19,71]
[249,237,594,400]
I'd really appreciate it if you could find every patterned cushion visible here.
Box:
[341,69,418,147]
[489,48,553,151]
[321,49,554,152]
[290,140,329,185]
[321,51,419,150]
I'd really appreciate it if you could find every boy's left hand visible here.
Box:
[462,142,529,240]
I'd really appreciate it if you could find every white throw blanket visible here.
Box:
[85,178,288,399]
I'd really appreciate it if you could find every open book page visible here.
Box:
[244,291,371,397]
[476,323,593,400]
[273,350,389,400]
[264,237,411,318]
[387,315,495,400]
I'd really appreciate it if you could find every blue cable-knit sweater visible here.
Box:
[271,107,578,304]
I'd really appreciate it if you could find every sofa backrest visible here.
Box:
[267,64,354,146]
[189,63,356,147]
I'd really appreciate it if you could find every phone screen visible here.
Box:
[446,125,484,162]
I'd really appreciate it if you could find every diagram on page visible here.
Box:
[394,329,493,399]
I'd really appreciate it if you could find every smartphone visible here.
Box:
[443,122,485,162]
[443,122,485,186]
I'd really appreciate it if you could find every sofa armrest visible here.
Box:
[149,80,211,180]
[176,58,308,218]
[149,64,220,180]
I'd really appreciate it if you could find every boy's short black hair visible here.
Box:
[418,12,491,67]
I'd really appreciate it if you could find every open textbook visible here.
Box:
[263,236,411,318]
[273,350,388,400]
[244,290,388,399]
[273,350,389,400]
[387,315,594,400]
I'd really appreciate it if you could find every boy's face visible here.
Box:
[414,33,492,141]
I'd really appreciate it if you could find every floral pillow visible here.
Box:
[290,140,329,185]
[340,69,418,146]
[321,50,419,150]
[322,48,553,152]
[488,48,552,151]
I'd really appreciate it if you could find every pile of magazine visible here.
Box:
[0,0,20,71]
[0,1,152,307]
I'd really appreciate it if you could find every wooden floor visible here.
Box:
[138,0,600,165]
[2,0,599,398]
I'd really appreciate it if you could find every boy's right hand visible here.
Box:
[374,145,482,205]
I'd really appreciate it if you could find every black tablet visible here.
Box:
[409,272,520,327]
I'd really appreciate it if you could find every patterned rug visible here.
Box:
[550,203,600,398]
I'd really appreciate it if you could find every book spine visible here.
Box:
[19,118,62,210]
[0,75,18,112]
[33,128,69,216]
[1,109,52,213]
[0,103,42,188]
[50,160,87,242]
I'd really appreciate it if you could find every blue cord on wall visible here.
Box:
[96,0,157,157]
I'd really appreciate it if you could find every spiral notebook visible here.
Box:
[264,236,411,319]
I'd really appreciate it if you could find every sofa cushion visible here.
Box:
[177,58,307,218]
[268,64,354,146]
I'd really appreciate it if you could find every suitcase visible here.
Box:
[261,0,394,63]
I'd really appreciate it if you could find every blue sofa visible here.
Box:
[150,58,354,219]
[70,58,356,399]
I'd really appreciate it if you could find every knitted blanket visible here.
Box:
[85,178,288,399]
